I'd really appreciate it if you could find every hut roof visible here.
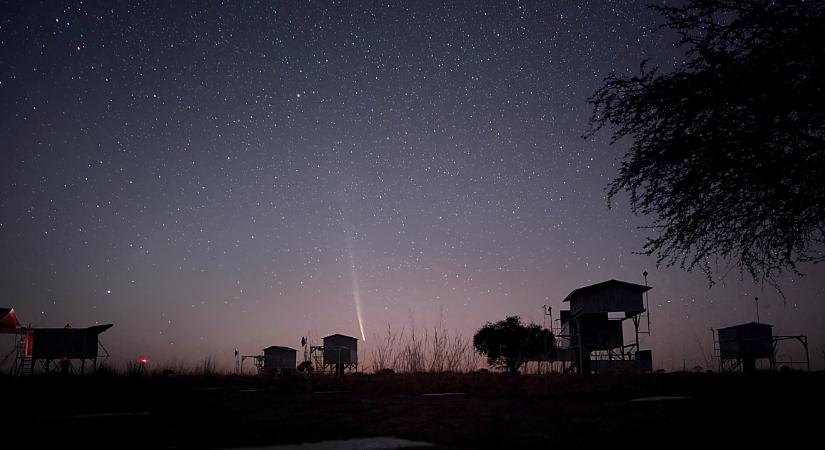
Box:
[562,279,650,303]
[718,322,773,331]
[263,346,296,352]
[323,333,358,341]
[0,308,21,333]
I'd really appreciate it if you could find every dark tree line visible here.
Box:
[587,0,825,287]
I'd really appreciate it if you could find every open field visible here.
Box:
[3,371,822,449]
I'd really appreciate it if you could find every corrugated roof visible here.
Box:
[263,345,297,352]
[563,279,651,302]
[323,333,358,340]
[29,323,113,334]
[717,321,773,331]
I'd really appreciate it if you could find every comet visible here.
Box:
[342,214,366,342]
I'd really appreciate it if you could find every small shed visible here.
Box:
[323,334,358,365]
[563,279,650,316]
[718,322,773,360]
[17,323,113,375]
[262,346,296,373]
[558,279,653,376]
[29,324,113,359]
[716,321,811,372]
[572,313,625,350]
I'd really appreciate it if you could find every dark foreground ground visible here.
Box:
[2,370,822,449]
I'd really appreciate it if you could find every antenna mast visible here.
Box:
[643,270,651,333]
[755,296,760,323]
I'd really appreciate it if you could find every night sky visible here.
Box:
[2,1,823,371]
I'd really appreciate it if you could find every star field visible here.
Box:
[1,1,823,370]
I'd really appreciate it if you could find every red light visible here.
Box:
[139,357,149,365]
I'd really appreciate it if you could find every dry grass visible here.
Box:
[368,322,481,373]
[96,356,228,379]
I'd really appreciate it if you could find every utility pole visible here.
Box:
[643,271,651,333]
[755,296,760,323]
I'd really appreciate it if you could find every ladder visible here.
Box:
[711,328,741,372]
[16,356,33,376]
[710,328,722,372]
[13,331,34,375]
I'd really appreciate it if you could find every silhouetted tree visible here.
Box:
[297,360,313,373]
[587,0,825,287]
[472,316,555,374]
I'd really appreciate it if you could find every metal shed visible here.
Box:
[716,322,773,372]
[563,279,649,315]
[262,346,297,373]
[713,320,810,373]
[29,325,112,360]
[17,324,113,375]
[718,322,774,360]
[322,333,358,373]
[556,279,653,376]
[571,313,625,351]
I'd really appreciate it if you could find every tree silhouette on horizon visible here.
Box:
[473,316,555,374]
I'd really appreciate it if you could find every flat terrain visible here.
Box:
[2,371,821,449]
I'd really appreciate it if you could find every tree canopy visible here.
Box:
[472,316,554,374]
[587,0,825,287]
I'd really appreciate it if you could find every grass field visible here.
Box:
[3,370,822,449]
